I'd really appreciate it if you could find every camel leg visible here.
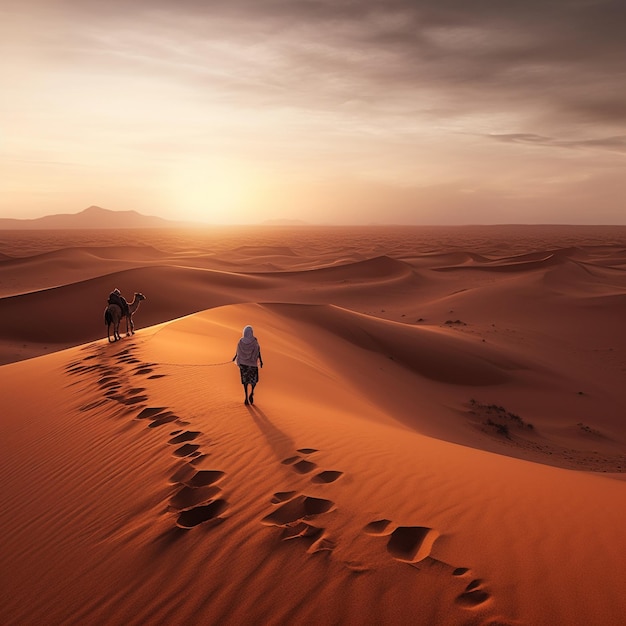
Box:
[105,306,123,342]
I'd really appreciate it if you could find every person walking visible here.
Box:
[232,325,263,405]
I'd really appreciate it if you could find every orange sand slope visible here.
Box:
[1,226,626,625]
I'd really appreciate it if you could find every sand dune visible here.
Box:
[433,252,566,273]
[280,255,415,280]
[0,245,169,298]
[263,303,520,385]
[1,225,626,625]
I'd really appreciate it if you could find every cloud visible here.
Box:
[489,134,554,145]
[9,0,626,132]
[577,136,626,151]
[488,133,626,153]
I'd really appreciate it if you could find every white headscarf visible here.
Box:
[236,325,260,366]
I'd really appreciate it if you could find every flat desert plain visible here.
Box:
[1,225,626,626]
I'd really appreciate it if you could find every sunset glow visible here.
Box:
[2,0,625,224]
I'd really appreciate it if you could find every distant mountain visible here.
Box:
[0,206,194,230]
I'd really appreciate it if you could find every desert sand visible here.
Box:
[1,225,626,625]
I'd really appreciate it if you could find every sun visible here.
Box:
[168,158,258,223]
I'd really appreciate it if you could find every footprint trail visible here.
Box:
[67,340,500,621]
[65,341,229,531]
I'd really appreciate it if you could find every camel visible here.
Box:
[104,292,146,342]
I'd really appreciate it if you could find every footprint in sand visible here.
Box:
[133,367,154,376]
[168,431,200,444]
[455,579,491,608]
[262,493,336,552]
[362,517,491,609]
[120,394,149,405]
[173,443,200,457]
[282,450,343,484]
[185,470,225,487]
[97,376,118,388]
[137,406,168,419]
[170,484,222,510]
[169,470,225,509]
[312,470,343,484]
[363,518,439,564]
[281,455,318,474]
[99,381,120,390]
[262,494,335,525]
[281,456,300,465]
[386,526,440,563]
[126,359,167,379]
[363,519,393,535]
[271,491,298,503]
[293,460,317,473]
[169,463,228,529]
[282,449,321,473]
[177,499,228,529]
[134,406,180,428]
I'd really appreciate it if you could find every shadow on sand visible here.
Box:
[247,404,295,461]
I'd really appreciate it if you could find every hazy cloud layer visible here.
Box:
[489,134,626,153]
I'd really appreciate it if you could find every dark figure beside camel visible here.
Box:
[104,290,146,342]
[232,325,263,405]
[108,288,128,317]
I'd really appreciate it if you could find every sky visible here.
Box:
[1,0,625,225]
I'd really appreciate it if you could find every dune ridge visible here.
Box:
[1,225,626,625]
